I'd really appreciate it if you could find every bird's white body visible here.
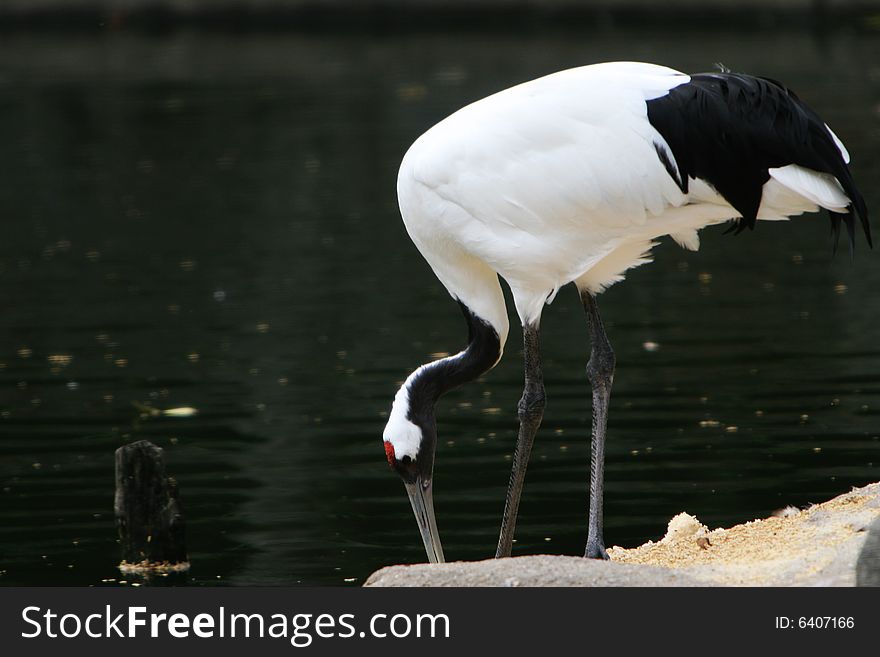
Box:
[396,62,851,347]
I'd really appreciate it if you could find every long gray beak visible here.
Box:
[404,476,445,563]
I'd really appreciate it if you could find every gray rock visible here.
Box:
[368,482,880,587]
[365,554,705,587]
[856,516,880,586]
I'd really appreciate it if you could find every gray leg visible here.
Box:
[581,291,615,560]
[495,322,545,558]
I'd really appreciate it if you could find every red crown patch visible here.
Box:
[383,441,396,466]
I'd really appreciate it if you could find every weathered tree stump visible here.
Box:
[856,516,880,587]
[114,440,189,573]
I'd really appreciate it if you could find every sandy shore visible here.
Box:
[366,481,880,587]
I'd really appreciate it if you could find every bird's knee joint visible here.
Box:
[517,387,545,421]
[586,349,615,386]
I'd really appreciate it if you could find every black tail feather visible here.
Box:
[831,211,857,258]
[830,212,843,257]
[858,206,873,249]
[646,70,871,254]
[844,212,856,259]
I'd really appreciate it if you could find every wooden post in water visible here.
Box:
[114,440,190,573]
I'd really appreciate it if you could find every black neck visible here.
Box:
[406,301,501,426]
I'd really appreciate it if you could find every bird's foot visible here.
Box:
[584,541,609,560]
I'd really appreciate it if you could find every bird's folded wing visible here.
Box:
[408,63,692,243]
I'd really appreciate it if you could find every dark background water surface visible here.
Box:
[1,25,879,586]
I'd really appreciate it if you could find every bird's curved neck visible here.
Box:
[397,302,502,427]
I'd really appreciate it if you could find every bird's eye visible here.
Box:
[401,455,412,465]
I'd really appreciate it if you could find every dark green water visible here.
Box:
[1,27,879,586]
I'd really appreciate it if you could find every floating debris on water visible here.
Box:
[118,560,190,574]
[132,403,198,419]
[162,407,198,418]
[396,83,427,102]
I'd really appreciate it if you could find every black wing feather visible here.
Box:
[646,72,871,247]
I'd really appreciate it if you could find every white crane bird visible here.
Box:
[381,61,870,563]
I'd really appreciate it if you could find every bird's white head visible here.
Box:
[382,386,423,465]
[383,375,444,563]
